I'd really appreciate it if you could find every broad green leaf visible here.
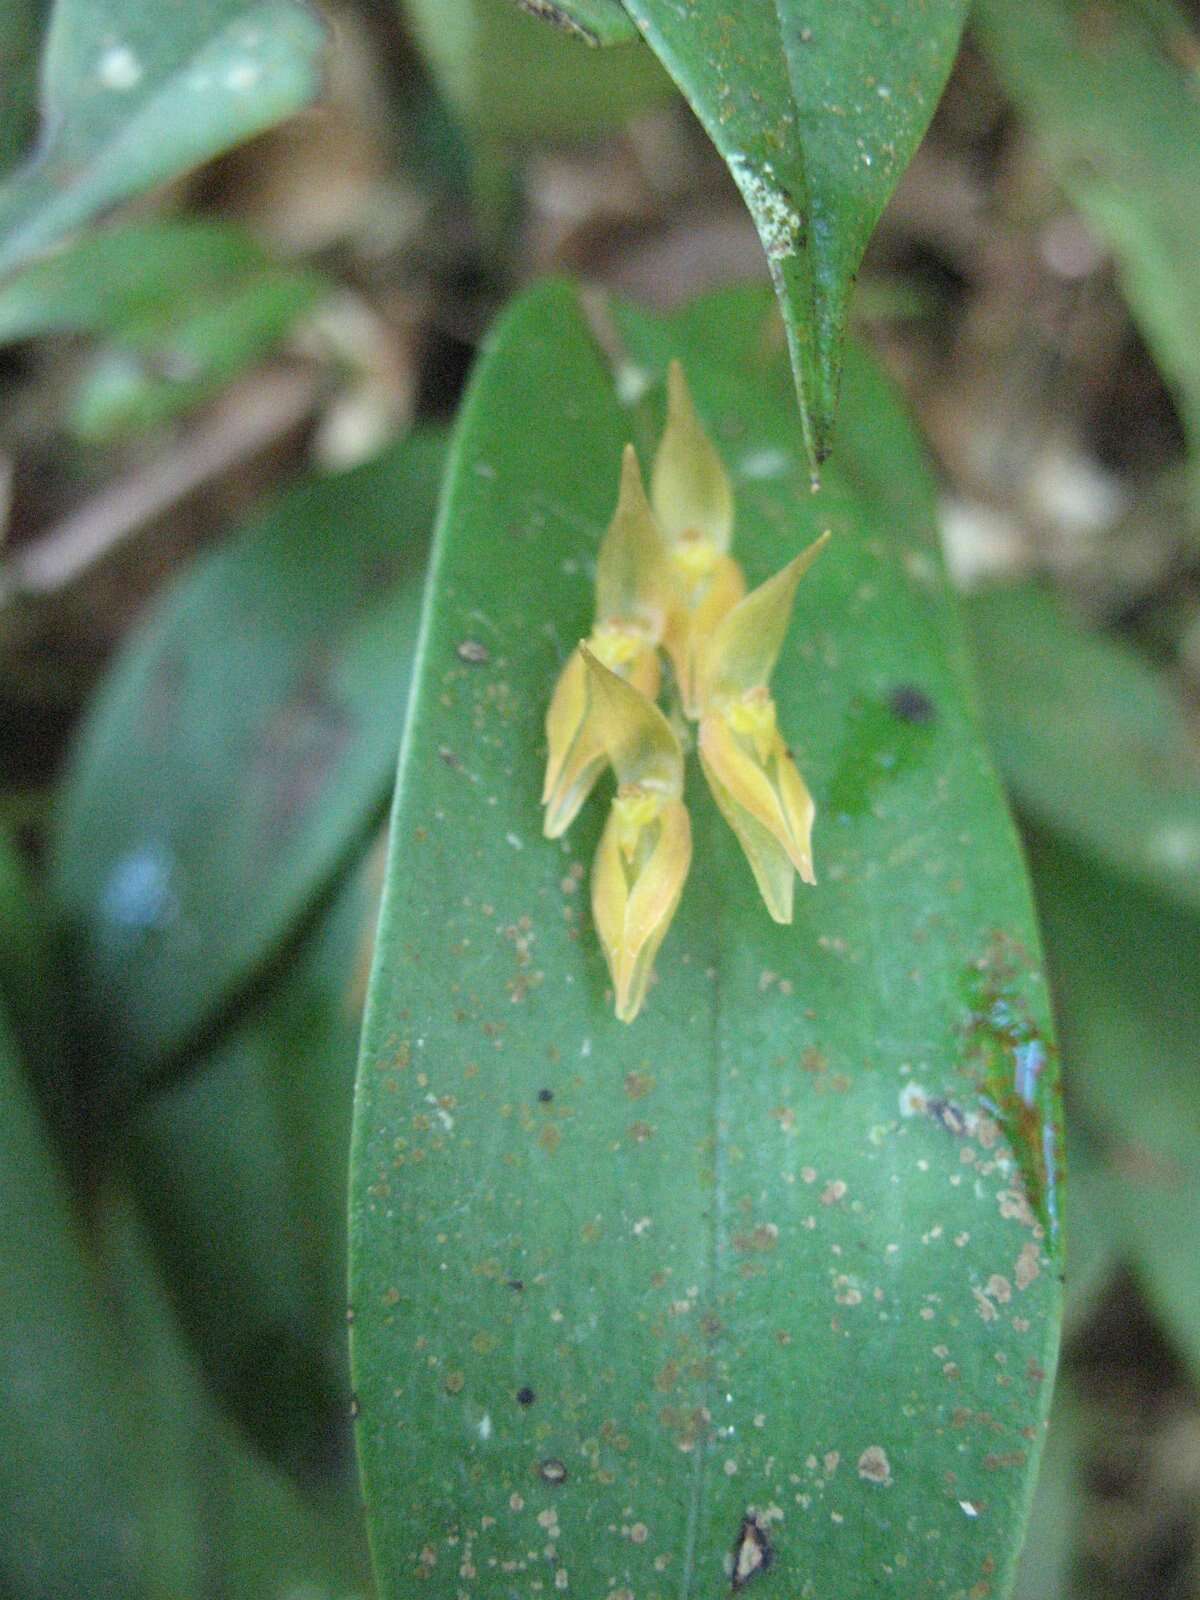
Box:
[1025,825,1200,1383]
[967,583,1200,918]
[351,282,1062,1599]
[620,0,968,472]
[402,0,671,144]
[0,1003,147,1598]
[127,842,381,1486]
[509,0,639,47]
[974,0,1200,522]
[52,430,442,1090]
[0,0,327,277]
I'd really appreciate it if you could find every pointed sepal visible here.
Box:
[699,531,829,708]
[595,444,671,636]
[651,360,734,553]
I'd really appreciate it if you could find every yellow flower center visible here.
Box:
[591,621,651,671]
[724,687,778,762]
[613,785,664,861]
[671,531,722,584]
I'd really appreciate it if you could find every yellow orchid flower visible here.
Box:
[581,646,691,1024]
[697,533,829,923]
[651,361,746,715]
[542,445,669,839]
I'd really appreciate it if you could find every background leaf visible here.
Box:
[967,582,1200,918]
[0,0,328,276]
[351,281,1062,1599]
[126,839,382,1485]
[620,0,968,470]
[1025,826,1200,1385]
[0,0,44,177]
[0,218,329,440]
[51,429,442,1092]
[0,1003,148,1599]
[974,0,1200,525]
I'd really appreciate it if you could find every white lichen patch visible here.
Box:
[727,154,804,260]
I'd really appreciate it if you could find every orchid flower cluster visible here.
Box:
[541,362,828,1023]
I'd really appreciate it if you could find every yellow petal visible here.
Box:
[699,705,816,917]
[595,445,670,637]
[580,644,683,796]
[700,751,796,924]
[699,531,830,710]
[592,792,691,1022]
[663,551,746,719]
[542,633,659,838]
[651,360,734,553]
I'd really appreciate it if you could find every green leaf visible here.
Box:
[620,0,968,472]
[402,0,671,144]
[1025,825,1200,1384]
[974,0,1200,522]
[126,841,381,1486]
[966,582,1200,918]
[509,0,639,48]
[0,218,328,439]
[350,282,1062,1598]
[105,1186,373,1599]
[0,1003,148,1598]
[69,267,325,441]
[51,430,443,1091]
[0,823,72,1133]
[0,0,44,177]
[0,218,272,339]
[0,0,328,277]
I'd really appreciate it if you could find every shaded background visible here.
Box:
[2,2,1199,1597]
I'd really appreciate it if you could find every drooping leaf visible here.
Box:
[619,0,968,471]
[0,1003,148,1598]
[0,0,328,276]
[974,0,1200,522]
[126,840,381,1486]
[350,282,1062,1599]
[51,430,443,1091]
[967,582,1200,918]
[1025,825,1200,1384]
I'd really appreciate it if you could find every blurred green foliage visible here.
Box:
[0,0,1198,1596]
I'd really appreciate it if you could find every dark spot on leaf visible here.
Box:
[517,1386,536,1406]
[888,684,936,724]
[537,1088,554,1103]
[457,639,490,664]
[731,1513,773,1589]
[538,1458,567,1484]
[507,1279,524,1292]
